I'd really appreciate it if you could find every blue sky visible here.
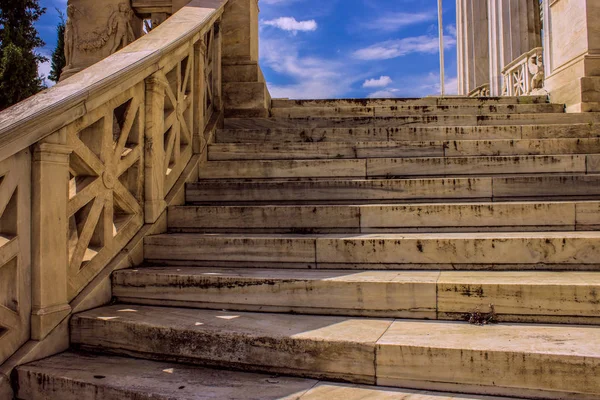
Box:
[36,0,458,98]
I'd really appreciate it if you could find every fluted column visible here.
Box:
[488,0,542,95]
[456,0,490,95]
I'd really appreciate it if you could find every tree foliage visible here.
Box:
[49,10,65,83]
[0,0,47,110]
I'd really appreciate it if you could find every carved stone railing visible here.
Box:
[0,0,226,390]
[502,47,545,96]
[468,83,490,97]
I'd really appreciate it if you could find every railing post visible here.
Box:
[144,77,167,224]
[31,129,72,340]
[214,21,223,112]
[194,40,207,155]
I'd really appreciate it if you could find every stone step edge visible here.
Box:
[113,267,600,323]
[15,351,514,400]
[143,231,600,268]
[214,124,600,143]
[70,305,600,400]
[268,104,565,117]
[196,156,598,180]
[167,201,600,232]
[207,139,600,161]
[186,175,600,204]
[270,96,550,107]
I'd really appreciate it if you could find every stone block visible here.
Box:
[113,268,439,318]
[376,321,600,399]
[71,306,393,384]
[198,159,367,179]
[144,234,316,266]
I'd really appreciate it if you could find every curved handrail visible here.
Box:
[0,0,227,163]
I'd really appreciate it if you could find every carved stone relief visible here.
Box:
[60,1,142,81]
[528,53,545,90]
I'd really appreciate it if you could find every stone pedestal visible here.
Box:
[220,0,270,117]
[487,0,541,95]
[457,0,490,95]
[544,0,600,112]
[60,0,142,81]
[221,0,259,63]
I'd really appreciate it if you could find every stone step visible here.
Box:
[71,305,600,399]
[167,201,600,233]
[113,267,600,323]
[271,96,549,108]
[198,155,593,180]
[208,138,600,161]
[144,232,600,270]
[216,123,600,144]
[223,113,600,130]
[15,352,511,400]
[186,175,600,204]
[270,104,564,118]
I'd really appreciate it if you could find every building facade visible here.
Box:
[456,0,600,112]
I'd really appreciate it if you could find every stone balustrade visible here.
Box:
[502,47,545,97]
[468,83,490,97]
[0,0,226,383]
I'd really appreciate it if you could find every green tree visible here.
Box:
[0,0,47,110]
[48,10,66,83]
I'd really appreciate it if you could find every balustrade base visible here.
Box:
[31,304,72,341]
[0,373,12,400]
[547,74,600,112]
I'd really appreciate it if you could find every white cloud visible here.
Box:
[262,17,317,34]
[362,11,437,32]
[367,88,400,98]
[37,51,55,88]
[363,76,392,88]
[367,73,458,99]
[260,36,359,99]
[261,0,300,4]
[353,35,457,60]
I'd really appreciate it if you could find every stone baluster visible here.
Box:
[144,77,168,224]
[31,130,72,340]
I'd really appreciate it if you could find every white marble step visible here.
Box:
[15,352,512,400]
[215,123,600,143]
[208,138,600,161]
[167,201,600,233]
[198,155,593,179]
[71,305,600,399]
[144,232,600,270]
[186,175,600,204]
[269,103,564,118]
[223,112,600,130]
[270,96,549,108]
[113,267,600,323]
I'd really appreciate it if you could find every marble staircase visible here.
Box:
[15,96,600,400]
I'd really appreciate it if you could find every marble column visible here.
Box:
[487,0,542,95]
[456,0,490,95]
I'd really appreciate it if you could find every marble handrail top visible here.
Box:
[0,0,227,163]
